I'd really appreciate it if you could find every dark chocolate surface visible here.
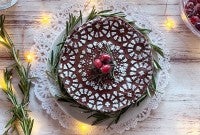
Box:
[58,17,153,112]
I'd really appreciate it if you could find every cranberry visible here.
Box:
[189,0,197,4]
[99,54,112,63]
[100,64,111,74]
[186,2,195,9]
[190,16,200,24]
[195,22,200,30]
[93,59,103,69]
[186,8,195,17]
[195,3,200,12]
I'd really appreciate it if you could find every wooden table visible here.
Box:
[0,0,200,135]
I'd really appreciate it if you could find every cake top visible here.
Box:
[58,17,153,112]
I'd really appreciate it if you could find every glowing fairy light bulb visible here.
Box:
[0,77,7,91]
[40,14,51,25]
[91,0,97,3]
[0,37,5,42]
[164,18,176,30]
[0,36,6,46]
[29,113,41,135]
[88,0,98,7]
[76,121,91,135]
[25,51,36,63]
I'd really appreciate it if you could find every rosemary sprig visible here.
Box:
[1,69,34,135]
[47,11,83,83]
[0,15,34,135]
[47,7,164,127]
[150,43,164,58]
[87,7,126,21]
[56,77,148,129]
[57,79,149,128]
[0,15,32,104]
[66,11,82,38]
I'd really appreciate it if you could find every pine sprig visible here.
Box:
[66,11,82,38]
[0,15,34,135]
[47,7,164,127]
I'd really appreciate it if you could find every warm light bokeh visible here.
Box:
[40,14,51,25]
[181,13,187,22]
[176,118,200,135]
[29,113,42,135]
[0,36,5,42]
[76,121,91,135]
[90,0,98,4]
[0,77,7,91]
[85,0,99,10]
[164,18,176,30]
[24,51,36,63]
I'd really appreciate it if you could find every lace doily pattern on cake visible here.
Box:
[30,1,170,134]
[58,17,153,112]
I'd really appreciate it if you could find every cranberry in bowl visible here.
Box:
[181,0,200,37]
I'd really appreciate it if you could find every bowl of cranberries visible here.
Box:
[181,0,200,37]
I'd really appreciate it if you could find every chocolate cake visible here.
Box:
[58,17,153,112]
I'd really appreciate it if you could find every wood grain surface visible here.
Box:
[0,0,200,135]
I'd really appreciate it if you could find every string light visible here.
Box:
[24,51,36,63]
[0,36,10,48]
[40,14,51,25]
[163,0,176,30]
[0,37,5,42]
[164,17,176,30]
[0,77,7,91]
[0,36,6,46]
[76,121,91,135]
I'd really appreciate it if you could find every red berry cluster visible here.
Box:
[185,0,200,31]
[93,54,112,74]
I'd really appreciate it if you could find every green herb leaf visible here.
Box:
[0,15,34,135]
[151,44,164,57]
[153,59,162,70]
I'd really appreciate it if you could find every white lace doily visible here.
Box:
[30,0,170,134]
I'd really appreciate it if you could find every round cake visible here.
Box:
[58,17,153,112]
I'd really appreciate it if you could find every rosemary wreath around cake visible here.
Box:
[47,7,164,127]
